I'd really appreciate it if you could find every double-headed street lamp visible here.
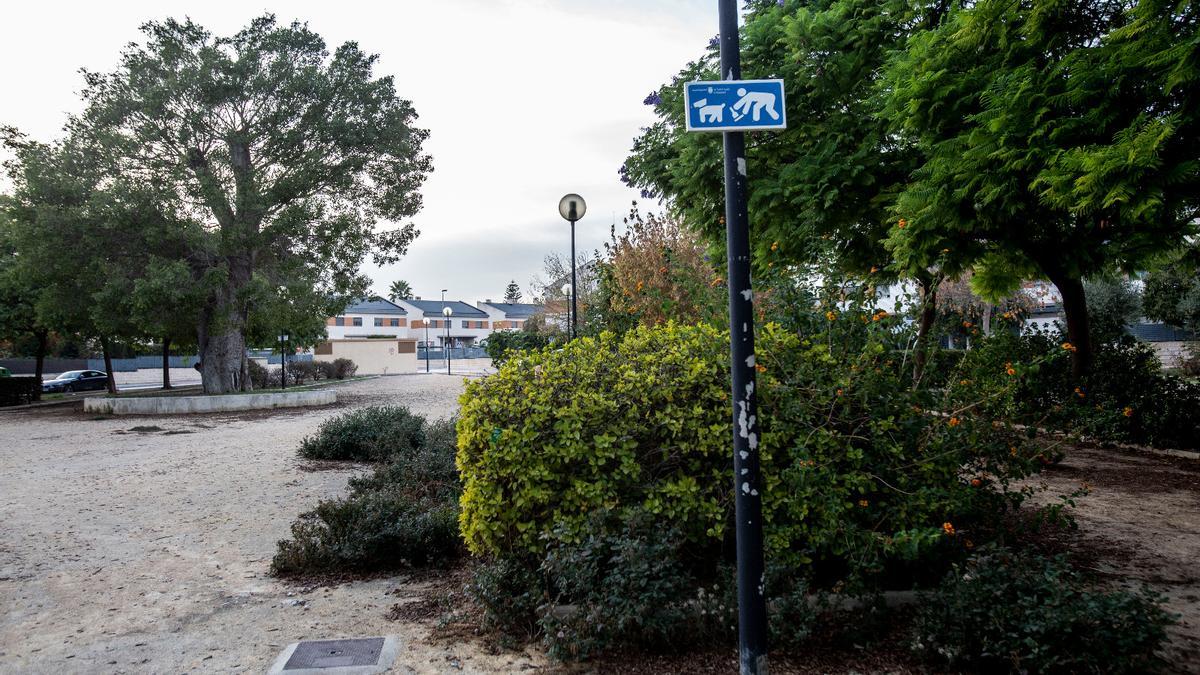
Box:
[557,193,586,339]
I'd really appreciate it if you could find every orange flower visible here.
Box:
[970,478,982,487]
[948,417,960,427]
[1123,406,1134,417]
[710,277,723,287]
[1062,342,1077,353]
[826,310,837,321]
[836,388,843,397]
[870,266,879,273]
[1010,446,1018,457]
[858,499,869,508]
[897,218,907,229]
[770,241,779,251]
[941,248,950,254]
[755,363,767,373]
[962,320,973,328]
[960,379,971,386]
[1005,361,1017,376]
[636,281,644,292]
[942,522,956,536]
[658,266,667,274]
[1074,386,1085,399]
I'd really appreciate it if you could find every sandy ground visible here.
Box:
[1032,445,1200,670]
[0,373,542,674]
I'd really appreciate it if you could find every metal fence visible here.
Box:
[417,346,488,361]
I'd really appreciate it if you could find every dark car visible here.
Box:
[42,370,108,393]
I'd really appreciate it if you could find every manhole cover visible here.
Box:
[283,637,385,669]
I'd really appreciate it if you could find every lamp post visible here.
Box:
[561,283,572,335]
[557,194,586,339]
[442,306,453,375]
[424,320,430,373]
[278,332,289,389]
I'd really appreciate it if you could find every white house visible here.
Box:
[477,301,543,332]
[392,299,493,348]
[325,297,410,338]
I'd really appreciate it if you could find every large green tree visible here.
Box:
[623,0,954,380]
[73,15,432,392]
[882,0,1200,376]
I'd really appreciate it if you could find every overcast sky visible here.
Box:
[0,0,717,303]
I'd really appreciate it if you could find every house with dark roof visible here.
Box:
[393,299,492,348]
[326,297,409,339]
[477,300,544,331]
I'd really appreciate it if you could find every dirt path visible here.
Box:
[1034,444,1200,670]
[0,374,542,674]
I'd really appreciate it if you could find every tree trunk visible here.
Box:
[161,336,172,390]
[982,304,993,337]
[34,328,48,383]
[912,273,938,387]
[1049,275,1093,378]
[197,268,251,394]
[100,335,117,394]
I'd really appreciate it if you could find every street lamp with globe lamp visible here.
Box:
[442,306,453,375]
[557,193,586,339]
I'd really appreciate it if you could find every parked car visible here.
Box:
[42,370,109,393]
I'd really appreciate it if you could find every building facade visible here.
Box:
[325,297,409,339]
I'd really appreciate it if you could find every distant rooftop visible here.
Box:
[342,297,407,315]
[479,301,543,319]
[403,299,488,318]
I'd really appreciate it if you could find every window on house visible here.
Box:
[374,318,384,327]
[390,318,400,327]
[352,317,363,326]
[334,316,345,327]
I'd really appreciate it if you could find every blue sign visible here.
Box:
[684,79,787,132]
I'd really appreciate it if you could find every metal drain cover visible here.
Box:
[269,636,399,675]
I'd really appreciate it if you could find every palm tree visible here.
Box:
[388,279,413,301]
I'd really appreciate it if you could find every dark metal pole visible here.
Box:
[445,320,451,375]
[719,1,768,672]
[570,219,578,339]
[280,335,287,390]
[425,322,430,373]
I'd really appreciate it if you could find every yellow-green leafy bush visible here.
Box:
[457,321,1042,577]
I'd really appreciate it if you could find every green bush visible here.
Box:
[457,320,1039,581]
[332,357,358,379]
[954,330,1200,449]
[286,360,319,385]
[248,359,271,389]
[299,405,427,462]
[273,415,463,575]
[912,551,1173,673]
[469,509,736,661]
[314,360,338,380]
[272,491,460,574]
[483,329,552,367]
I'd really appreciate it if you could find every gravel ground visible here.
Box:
[0,373,542,674]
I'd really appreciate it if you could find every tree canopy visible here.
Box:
[65,14,432,392]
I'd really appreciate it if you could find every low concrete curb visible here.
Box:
[83,389,336,415]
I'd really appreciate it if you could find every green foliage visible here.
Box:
[272,416,462,575]
[388,279,413,302]
[458,309,1039,580]
[1143,257,1200,332]
[912,551,1173,673]
[482,330,551,368]
[955,330,1200,449]
[298,405,427,462]
[1084,278,1141,345]
[504,280,522,304]
[247,359,271,389]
